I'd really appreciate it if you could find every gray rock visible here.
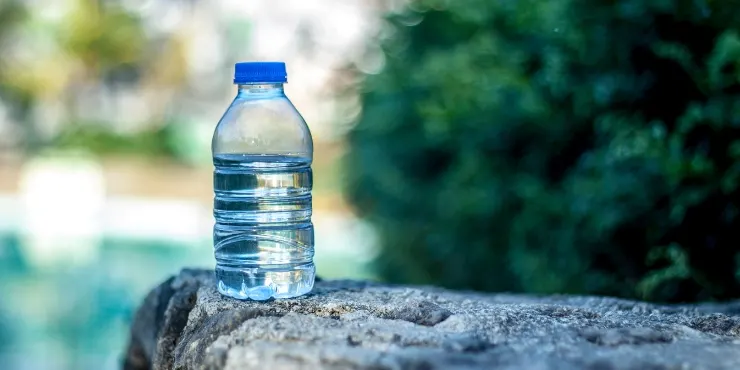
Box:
[124,269,740,370]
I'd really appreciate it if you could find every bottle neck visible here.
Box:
[236,83,285,98]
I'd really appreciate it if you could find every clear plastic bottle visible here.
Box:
[212,62,314,300]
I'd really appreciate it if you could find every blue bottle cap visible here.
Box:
[233,62,288,84]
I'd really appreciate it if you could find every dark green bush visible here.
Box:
[345,0,740,302]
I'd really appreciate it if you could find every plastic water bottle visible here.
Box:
[212,62,314,300]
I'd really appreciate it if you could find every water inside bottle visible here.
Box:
[213,153,314,300]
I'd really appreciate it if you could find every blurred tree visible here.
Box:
[0,0,139,146]
[0,0,189,158]
[345,0,740,302]
[0,0,32,145]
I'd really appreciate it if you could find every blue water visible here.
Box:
[213,153,315,300]
[0,234,214,370]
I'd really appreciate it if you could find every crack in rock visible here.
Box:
[580,327,674,346]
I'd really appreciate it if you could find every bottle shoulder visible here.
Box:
[213,95,312,157]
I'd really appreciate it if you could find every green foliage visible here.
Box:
[345,0,740,302]
[52,121,179,159]
[62,0,146,70]
[0,0,184,156]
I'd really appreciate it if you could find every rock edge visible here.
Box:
[124,269,740,370]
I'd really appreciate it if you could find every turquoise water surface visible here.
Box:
[0,234,213,370]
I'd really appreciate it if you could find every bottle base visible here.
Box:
[215,262,315,300]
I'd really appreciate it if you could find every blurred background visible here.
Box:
[2,0,740,369]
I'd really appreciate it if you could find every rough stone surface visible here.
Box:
[124,269,740,370]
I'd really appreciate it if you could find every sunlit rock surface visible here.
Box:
[125,269,740,370]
